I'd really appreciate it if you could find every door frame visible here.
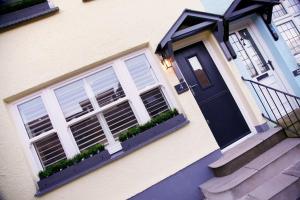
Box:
[172,33,257,150]
[203,39,257,150]
[229,18,295,95]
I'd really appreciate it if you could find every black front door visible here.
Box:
[174,42,250,148]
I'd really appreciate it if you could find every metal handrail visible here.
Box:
[242,76,300,136]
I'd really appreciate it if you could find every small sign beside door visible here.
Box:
[292,68,300,77]
[174,81,189,94]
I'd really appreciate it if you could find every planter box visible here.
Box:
[121,114,187,151]
[36,114,188,196]
[37,150,110,194]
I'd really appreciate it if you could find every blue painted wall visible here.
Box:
[129,150,222,200]
[201,0,233,14]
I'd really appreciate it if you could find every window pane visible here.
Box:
[286,0,300,14]
[103,101,138,139]
[229,33,258,77]
[87,67,125,107]
[18,97,53,138]
[277,21,300,56]
[70,116,107,151]
[55,80,94,122]
[125,54,156,90]
[238,29,269,73]
[140,88,169,118]
[188,56,211,88]
[272,3,287,19]
[33,133,66,168]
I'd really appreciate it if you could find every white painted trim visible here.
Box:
[9,48,177,176]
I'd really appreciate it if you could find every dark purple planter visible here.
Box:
[121,114,187,151]
[37,150,110,194]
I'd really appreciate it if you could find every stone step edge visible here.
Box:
[200,138,300,193]
[209,127,283,169]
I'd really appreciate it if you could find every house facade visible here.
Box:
[0,0,299,200]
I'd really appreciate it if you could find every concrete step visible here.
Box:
[240,161,300,200]
[200,138,300,200]
[209,128,286,177]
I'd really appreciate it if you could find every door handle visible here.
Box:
[189,84,198,96]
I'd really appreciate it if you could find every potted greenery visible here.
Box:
[119,109,187,151]
[37,143,110,192]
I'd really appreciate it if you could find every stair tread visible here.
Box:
[200,167,257,193]
[200,138,300,193]
[247,173,298,200]
[245,138,300,171]
[209,127,283,169]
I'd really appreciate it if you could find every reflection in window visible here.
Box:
[277,21,300,56]
[286,0,300,14]
[238,29,269,73]
[70,116,107,151]
[229,33,258,77]
[18,97,53,138]
[140,88,169,117]
[103,101,138,139]
[188,56,211,88]
[125,54,156,90]
[87,67,125,107]
[33,133,66,168]
[55,80,94,122]
[272,4,287,19]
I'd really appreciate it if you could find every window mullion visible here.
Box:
[42,89,79,158]
[82,79,122,154]
[114,60,151,124]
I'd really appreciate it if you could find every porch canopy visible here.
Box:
[156,0,280,61]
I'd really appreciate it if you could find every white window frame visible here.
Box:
[10,49,177,179]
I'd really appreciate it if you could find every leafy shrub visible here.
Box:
[118,109,179,142]
[38,143,105,179]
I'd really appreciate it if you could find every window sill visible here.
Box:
[0,2,59,31]
[35,114,189,197]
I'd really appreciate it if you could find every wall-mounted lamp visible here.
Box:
[160,55,173,69]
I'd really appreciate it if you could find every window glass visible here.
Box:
[140,88,169,117]
[229,33,258,77]
[103,101,138,139]
[277,21,300,56]
[55,80,93,122]
[70,116,107,151]
[272,4,287,19]
[125,54,156,90]
[286,0,300,14]
[33,133,66,168]
[188,56,212,88]
[18,97,53,138]
[87,67,125,107]
[18,97,66,168]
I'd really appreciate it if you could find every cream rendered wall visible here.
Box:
[0,0,220,200]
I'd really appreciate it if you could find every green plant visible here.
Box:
[38,143,105,179]
[118,109,179,142]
